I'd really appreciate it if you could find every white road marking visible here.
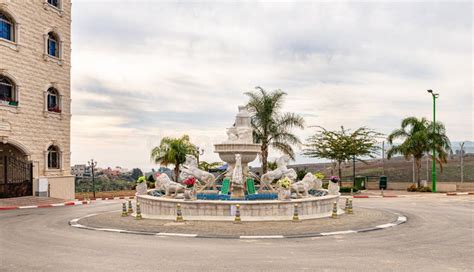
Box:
[240,235,284,239]
[320,230,356,236]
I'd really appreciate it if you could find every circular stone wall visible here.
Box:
[137,194,341,221]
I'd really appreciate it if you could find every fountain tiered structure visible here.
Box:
[214,106,261,198]
[137,106,341,221]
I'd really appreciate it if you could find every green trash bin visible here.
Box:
[379,176,388,190]
[354,176,366,190]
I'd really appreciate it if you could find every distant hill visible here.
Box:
[252,154,474,183]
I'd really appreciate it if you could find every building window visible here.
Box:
[47,32,59,57]
[0,12,13,42]
[47,88,61,113]
[48,0,60,9]
[47,145,60,169]
[0,75,18,106]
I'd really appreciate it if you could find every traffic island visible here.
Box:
[70,207,406,238]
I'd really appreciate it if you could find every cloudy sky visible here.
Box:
[70,0,473,171]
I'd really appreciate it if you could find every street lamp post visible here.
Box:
[460,142,465,183]
[427,90,439,192]
[88,159,98,198]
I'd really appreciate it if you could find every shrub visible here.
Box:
[417,186,432,192]
[314,172,325,180]
[136,176,146,184]
[277,177,292,189]
[407,184,417,192]
[407,184,432,192]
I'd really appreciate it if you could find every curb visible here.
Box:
[446,192,473,196]
[350,195,408,198]
[69,212,407,239]
[75,196,136,202]
[0,200,90,211]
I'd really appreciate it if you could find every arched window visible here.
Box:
[0,11,14,42]
[48,0,60,9]
[0,75,18,106]
[47,87,61,113]
[47,32,59,57]
[47,145,60,169]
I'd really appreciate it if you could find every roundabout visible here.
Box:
[1,194,472,271]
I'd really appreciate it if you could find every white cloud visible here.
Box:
[70,1,473,170]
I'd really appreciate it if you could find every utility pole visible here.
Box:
[88,159,97,198]
[352,155,356,187]
[427,90,439,192]
[382,141,385,175]
[460,142,465,183]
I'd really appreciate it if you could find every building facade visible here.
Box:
[0,0,74,199]
[71,164,88,178]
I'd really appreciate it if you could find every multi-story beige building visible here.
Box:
[0,0,74,199]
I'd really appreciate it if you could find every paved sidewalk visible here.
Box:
[0,196,65,207]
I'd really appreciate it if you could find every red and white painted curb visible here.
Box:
[348,195,408,199]
[0,200,91,211]
[76,196,135,202]
[446,192,474,196]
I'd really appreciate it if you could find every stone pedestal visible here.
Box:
[231,185,245,199]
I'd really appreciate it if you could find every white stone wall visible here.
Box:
[0,0,74,199]
[137,195,340,221]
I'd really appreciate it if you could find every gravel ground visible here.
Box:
[78,207,398,236]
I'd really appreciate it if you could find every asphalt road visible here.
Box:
[0,195,472,272]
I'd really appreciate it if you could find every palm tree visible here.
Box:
[387,117,451,187]
[150,135,197,181]
[198,161,223,171]
[245,87,305,174]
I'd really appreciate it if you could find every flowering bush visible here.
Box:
[136,176,146,184]
[183,176,197,188]
[330,176,340,183]
[314,172,325,180]
[277,177,292,189]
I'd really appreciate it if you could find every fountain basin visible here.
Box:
[137,193,341,221]
[214,143,261,163]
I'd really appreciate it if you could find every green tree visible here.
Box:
[295,167,308,181]
[131,168,143,181]
[245,87,305,174]
[304,126,382,182]
[387,117,451,187]
[150,135,197,181]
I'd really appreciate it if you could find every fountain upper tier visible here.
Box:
[214,106,261,177]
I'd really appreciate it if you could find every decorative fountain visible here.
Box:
[137,105,341,221]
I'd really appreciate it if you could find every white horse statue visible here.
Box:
[291,173,323,198]
[155,173,185,197]
[180,155,216,191]
[260,155,297,191]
